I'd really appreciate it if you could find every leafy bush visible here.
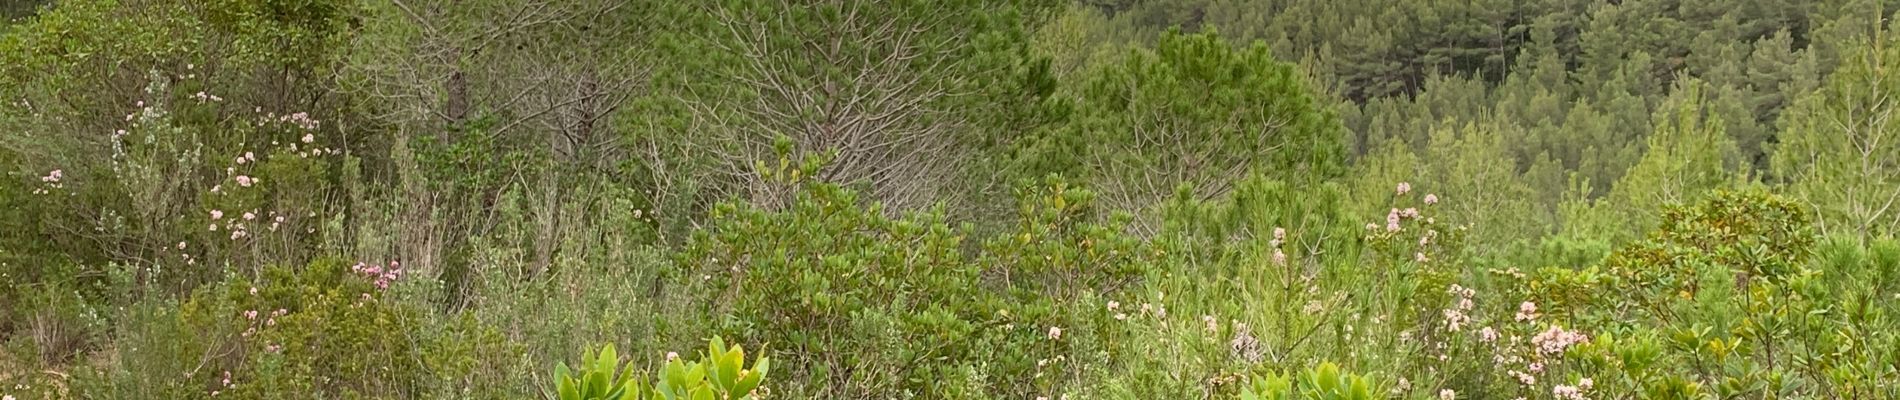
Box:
[72,258,512,400]
[1240,363,1381,400]
[552,337,769,400]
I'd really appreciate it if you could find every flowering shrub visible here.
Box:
[70,258,511,399]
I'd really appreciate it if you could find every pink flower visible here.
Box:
[1106,301,1119,311]
[1531,326,1589,355]
[1553,385,1586,400]
[301,133,315,143]
[235,175,253,187]
[1516,301,1540,322]
[1442,309,1468,332]
[1478,327,1499,342]
[1509,370,1537,386]
[1273,249,1288,266]
[1396,182,1412,195]
[242,212,256,220]
[1424,193,1439,205]
[1439,389,1456,400]
[243,310,258,320]
[1415,252,1429,262]
[1047,326,1062,340]
[210,210,224,220]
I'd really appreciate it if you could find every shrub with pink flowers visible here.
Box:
[5,1,1900,398]
[67,258,512,399]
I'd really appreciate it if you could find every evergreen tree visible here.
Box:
[1600,79,1739,242]
[1039,30,1347,229]
[1774,26,1900,239]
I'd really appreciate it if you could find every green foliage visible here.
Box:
[553,338,771,400]
[1022,29,1346,229]
[6,1,1900,400]
[678,162,1144,398]
[69,259,514,399]
[1774,23,1900,239]
[1240,363,1379,400]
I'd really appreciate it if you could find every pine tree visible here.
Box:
[1774,24,1900,239]
[1601,78,1739,242]
[1045,30,1347,228]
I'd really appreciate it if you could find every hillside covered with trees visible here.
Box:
[2,0,1899,399]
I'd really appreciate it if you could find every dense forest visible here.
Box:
[2,0,1899,398]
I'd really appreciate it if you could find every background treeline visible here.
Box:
[1,0,1898,399]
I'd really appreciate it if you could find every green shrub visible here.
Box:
[1240,363,1381,400]
[73,258,513,399]
[553,337,769,400]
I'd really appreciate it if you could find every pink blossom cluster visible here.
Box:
[208,208,268,241]
[280,112,320,131]
[211,370,236,396]
[1530,326,1589,356]
[1552,378,1593,400]
[1515,301,1540,322]
[32,169,64,194]
[1441,284,1477,332]
[1478,326,1499,343]
[1507,370,1537,386]
[352,260,404,289]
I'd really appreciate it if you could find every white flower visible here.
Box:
[1047,326,1062,340]
[1439,389,1456,400]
